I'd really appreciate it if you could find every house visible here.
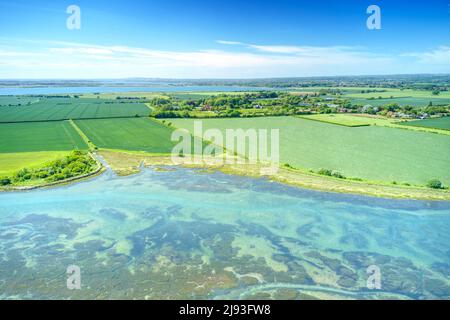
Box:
[361,104,373,113]
[202,104,212,111]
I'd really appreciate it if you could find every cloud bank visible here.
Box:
[0,39,448,79]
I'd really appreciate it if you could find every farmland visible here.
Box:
[400,116,450,131]
[0,95,40,106]
[169,116,450,185]
[0,151,70,176]
[290,87,450,107]
[0,97,151,123]
[342,88,450,107]
[350,96,450,107]
[0,121,88,153]
[74,118,178,154]
[0,82,449,196]
[297,114,373,127]
[343,88,450,99]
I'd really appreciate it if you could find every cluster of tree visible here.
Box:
[426,179,445,189]
[115,96,145,100]
[317,168,346,179]
[0,151,97,186]
[147,89,450,119]
[149,91,332,118]
[351,103,450,117]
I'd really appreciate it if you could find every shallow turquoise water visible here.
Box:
[0,167,449,299]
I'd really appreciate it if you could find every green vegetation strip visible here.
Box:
[98,150,450,201]
[0,151,70,176]
[297,114,371,127]
[69,119,97,150]
[0,151,98,188]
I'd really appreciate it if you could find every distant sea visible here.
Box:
[0,85,276,95]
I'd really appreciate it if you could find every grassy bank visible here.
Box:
[0,151,71,176]
[0,151,102,191]
[98,150,450,201]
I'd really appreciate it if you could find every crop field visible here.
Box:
[400,117,450,131]
[170,116,450,185]
[0,151,70,176]
[0,121,88,153]
[0,96,40,106]
[288,87,450,107]
[0,98,151,123]
[350,97,450,107]
[74,118,179,153]
[298,114,372,127]
[343,89,450,107]
[344,89,450,99]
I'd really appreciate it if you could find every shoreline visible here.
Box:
[97,149,450,201]
[1,149,449,201]
[0,153,104,192]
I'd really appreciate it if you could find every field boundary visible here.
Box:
[68,119,97,150]
[296,115,371,127]
[0,115,145,124]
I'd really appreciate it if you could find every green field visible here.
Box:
[0,121,88,153]
[298,114,372,127]
[0,96,40,106]
[170,116,450,185]
[0,98,151,123]
[0,151,70,175]
[74,118,178,153]
[345,88,450,99]
[350,97,450,107]
[290,87,450,107]
[400,117,450,131]
[344,89,450,107]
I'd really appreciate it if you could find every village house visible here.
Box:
[201,104,212,111]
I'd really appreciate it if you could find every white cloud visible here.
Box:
[216,40,245,45]
[247,45,309,54]
[49,47,114,55]
[0,39,448,78]
[401,46,450,64]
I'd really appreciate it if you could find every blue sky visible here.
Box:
[0,0,449,78]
